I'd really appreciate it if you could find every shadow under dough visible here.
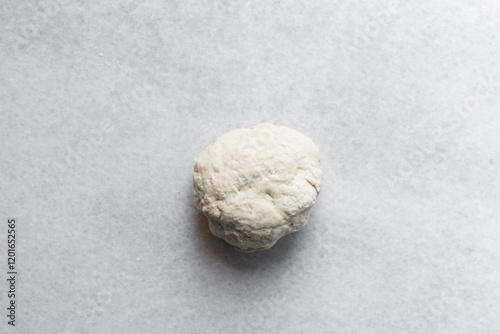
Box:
[192,202,303,271]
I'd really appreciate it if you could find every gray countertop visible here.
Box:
[1,1,500,333]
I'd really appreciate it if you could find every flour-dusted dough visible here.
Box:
[193,123,322,252]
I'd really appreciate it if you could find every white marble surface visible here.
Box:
[1,1,500,333]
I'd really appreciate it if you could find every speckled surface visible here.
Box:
[1,1,500,333]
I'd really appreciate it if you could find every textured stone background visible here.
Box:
[1,0,500,333]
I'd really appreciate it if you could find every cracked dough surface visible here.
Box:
[193,123,322,252]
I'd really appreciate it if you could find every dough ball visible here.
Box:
[193,123,322,252]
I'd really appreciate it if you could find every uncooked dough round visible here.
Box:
[193,123,322,252]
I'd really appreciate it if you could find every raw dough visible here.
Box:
[193,123,322,252]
